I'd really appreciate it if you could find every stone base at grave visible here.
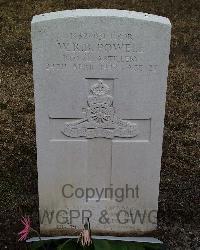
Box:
[40,228,159,238]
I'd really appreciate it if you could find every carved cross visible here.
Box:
[59,79,139,195]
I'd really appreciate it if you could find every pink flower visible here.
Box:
[80,229,92,246]
[18,216,31,241]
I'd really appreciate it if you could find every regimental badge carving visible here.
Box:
[62,80,138,139]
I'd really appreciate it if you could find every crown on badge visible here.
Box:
[90,80,110,96]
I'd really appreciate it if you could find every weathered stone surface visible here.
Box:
[31,9,171,235]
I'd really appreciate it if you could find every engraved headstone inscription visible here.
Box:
[31,9,171,235]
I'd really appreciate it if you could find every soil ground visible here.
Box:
[0,0,199,249]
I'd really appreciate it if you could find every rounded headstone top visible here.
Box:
[32,9,171,26]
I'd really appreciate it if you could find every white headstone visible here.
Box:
[31,9,171,235]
